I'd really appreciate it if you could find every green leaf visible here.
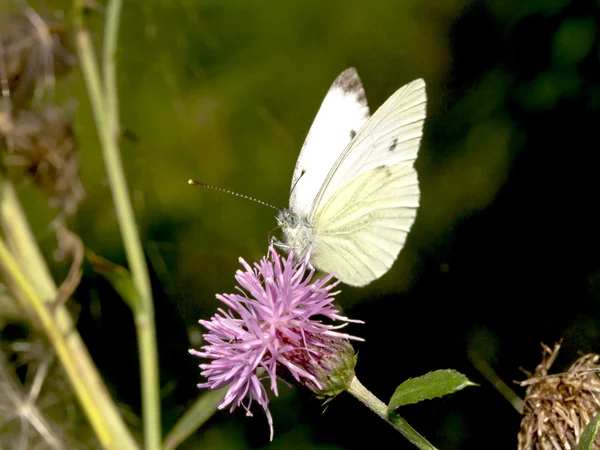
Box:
[86,250,143,312]
[577,412,600,450]
[163,388,227,450]
[388,369,476,413]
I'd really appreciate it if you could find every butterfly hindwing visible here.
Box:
[311,163,419,286]
[289,68,370,216]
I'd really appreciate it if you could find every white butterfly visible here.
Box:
[276,68,427,287]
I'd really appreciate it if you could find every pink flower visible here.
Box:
[190,247,363,440]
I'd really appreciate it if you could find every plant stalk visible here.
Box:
[347,376,437,450]
[74,1,161,448]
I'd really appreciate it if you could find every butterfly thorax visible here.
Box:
[277,208,314,259]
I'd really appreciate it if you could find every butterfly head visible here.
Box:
[276,208,313,258]
[277,208,299,229]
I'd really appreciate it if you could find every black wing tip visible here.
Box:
[333,68,365,99]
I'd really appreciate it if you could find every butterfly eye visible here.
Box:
[286,212,299,228]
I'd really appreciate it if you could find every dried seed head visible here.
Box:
[1,106,84,215]
[0,12,75,110]
[518,343,600,450]
[0,325,99,448]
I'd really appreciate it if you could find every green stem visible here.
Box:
[347,377,437,450]
[135,308,161,449]
[0,182,56,301]
[0,180,138,450]
[163,388,227,450]
[74,2,161,448]
[469,351,524,413]
[103,0,121,142]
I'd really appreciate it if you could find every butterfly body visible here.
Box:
[277,209,313,258]
[277,68,426,287]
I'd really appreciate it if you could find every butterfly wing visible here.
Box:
[309,78,426,218]
[309,79,427,286]
[289,68,370,216]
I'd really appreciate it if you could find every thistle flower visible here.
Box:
[190,247,363,440]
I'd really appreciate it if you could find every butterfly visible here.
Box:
[275,68,427,287]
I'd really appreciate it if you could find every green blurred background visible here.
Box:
[2,0,600,448]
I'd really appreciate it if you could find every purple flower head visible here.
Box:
[190,246,363,440]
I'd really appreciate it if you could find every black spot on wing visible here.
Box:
[389,138,398,152]
[350,130,356,139]
[375,165,394,178]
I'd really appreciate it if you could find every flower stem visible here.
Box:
[103,0,121,142]
[73,1,161,448]
[347,376,438,450]
[163,388,227,450]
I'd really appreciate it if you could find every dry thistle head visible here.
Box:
[0,12,75,110]
[0,106,85,215]
[518,343,600,450]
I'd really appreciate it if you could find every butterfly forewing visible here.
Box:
[289,68,370,216]
[308,78,426,220]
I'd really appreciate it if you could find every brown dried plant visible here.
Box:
[0,329,97,449]
[0,10,75,111]
[1,105,85,215]
[518,343,600,450]
[0,10,83,215]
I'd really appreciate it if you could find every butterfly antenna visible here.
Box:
[188,179,280,211]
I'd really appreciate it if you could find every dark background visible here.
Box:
[3,0,600,448]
